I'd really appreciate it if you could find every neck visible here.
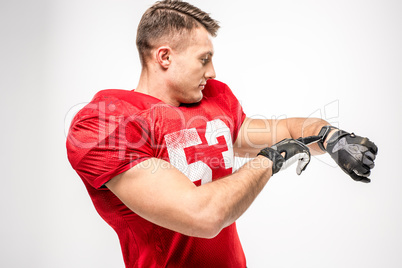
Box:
[136,68,180,107]
[135,68,151,95]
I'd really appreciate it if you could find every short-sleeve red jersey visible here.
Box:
[66,79,247,267]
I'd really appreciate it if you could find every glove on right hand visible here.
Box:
[258,139,311,175]
[325,130,378,183]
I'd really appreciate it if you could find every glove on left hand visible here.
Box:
[258,139,311,175]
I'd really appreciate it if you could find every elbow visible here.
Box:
[185,204,227,239]
[189,215,225,239]
[178,188,231,239]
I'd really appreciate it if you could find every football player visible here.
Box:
[66,1,377,267]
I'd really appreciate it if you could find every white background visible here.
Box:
[1,0,401,267]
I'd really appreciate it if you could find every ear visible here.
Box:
[155,46,172,69]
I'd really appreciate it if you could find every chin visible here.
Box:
[195,91,203,102]
[181,92,203,104]
[193,91,203,103]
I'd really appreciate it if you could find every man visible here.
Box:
[66,0,377,267]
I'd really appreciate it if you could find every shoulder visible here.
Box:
[203,79,229,96]
[66,89,158,174]
[202,79,238,99]
[202,79,239,104]
[93,89,162,112]
[67,89,160,151]
[72,89,162,123]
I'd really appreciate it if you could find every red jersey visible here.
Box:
[66,79,247,267]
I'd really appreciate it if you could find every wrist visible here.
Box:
[323,129,339,149]
[317,125,339,152]
[257,148,284,175]
[256,155,274,175]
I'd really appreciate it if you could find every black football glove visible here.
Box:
[324,129,378,183]
[258,139,311,175]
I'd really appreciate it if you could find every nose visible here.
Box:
[205,61,216,80]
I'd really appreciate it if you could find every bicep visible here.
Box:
[105,158,206,236]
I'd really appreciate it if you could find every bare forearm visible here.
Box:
[283,118,330,154]
[283,117,325,138]
[191,156,272,237]
[235,117,331,156]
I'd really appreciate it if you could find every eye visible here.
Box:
[201,57,210,65]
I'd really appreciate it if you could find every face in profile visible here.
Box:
[167,27,216,105]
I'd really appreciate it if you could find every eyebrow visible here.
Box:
[200,51,214,57]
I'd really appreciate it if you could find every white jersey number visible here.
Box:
[164,119,233,185]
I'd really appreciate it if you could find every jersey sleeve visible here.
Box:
[220,82,246,143]
[66,96,154,189]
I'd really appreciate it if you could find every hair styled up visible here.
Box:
[136,0,220,66]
